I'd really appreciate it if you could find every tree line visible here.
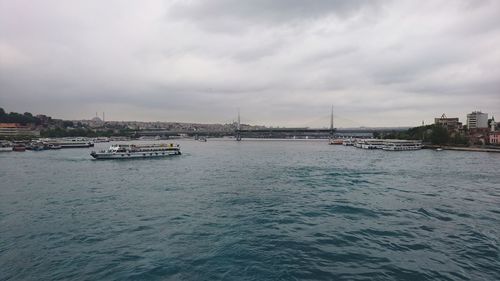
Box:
[0,108,42,125]
[375,124,468,145]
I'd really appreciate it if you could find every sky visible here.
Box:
[1,0,499,127]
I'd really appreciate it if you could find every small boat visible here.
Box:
[26,141,46,151]
[91,143,181,159]
[48,144,62,150]
[329,138,343,145]
[31,145,45,151]
[1,142,13,152]
[12,144,26,152]
[436,148,443,151]
[93,137,110,143]
[198,137,207,142]
[342,139,354,146]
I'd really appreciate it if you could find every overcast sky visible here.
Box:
[1,0,499,127]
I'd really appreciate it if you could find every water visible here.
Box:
[1,140,499,281]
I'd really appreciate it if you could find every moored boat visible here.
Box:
[46,138,94,148]
[90,143,181,159]
[382,140,422,151]
[48,144,62,149]
[93,137,110,143]
[359,139,385,149]
[342,139,354,146]
[329,138,343,145]
[0,143,13,152]
[26,141,46,151]
[12,144,26,152]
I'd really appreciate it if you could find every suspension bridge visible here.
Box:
[134,108,408,139]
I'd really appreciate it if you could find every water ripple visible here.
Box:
[1,141,499,280]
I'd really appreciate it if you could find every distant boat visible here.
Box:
[342,139,354,146]
[26,141,46,151]
[0,142,13,152]
[12,144,26,152]
[436,148,443,151]
[46,138,94,148]
[382,140,423,151]
[350,139,423,151]
[93,137,110,143]
[198,137,207,142]
[90,143,181,159]
[48,144,62,150]
[358,139,385,149]
[329,138,343,145]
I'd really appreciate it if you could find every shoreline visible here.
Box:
[424,145,500,153]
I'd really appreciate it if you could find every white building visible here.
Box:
[0,123,40,137]
[467,111,488,129]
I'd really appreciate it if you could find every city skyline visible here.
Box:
[1,0,499,127]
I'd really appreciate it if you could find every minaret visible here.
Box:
[102,112,105,122]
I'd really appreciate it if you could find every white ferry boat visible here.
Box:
[359,139,385,149]
[354,139,363,148]
[90,143,181,159]
[46,138,94,148]
[382,140,422,151]
[342,139,354,146]
[0,142,13,152]
[93,137,110,143]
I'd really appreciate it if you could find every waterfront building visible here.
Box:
[434,114,462,131]
[488,116,499,145]
[490,131,500,145]
[467,111,488,129]
[0,123,40,137]
[89,116,104,128]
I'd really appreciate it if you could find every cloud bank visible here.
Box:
[1,0,499,127]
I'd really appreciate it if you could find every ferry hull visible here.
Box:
[91,150,181,159]
[382,146,422,151]
[47,142,94,148]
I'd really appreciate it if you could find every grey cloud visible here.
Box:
[1,0,500,126]
[168,0,386,32]
[171,0,384,21]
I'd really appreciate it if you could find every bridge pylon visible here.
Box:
[236,109,242,141]
[330,105,335,139]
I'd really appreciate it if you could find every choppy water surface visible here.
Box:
[1,140,499,280]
